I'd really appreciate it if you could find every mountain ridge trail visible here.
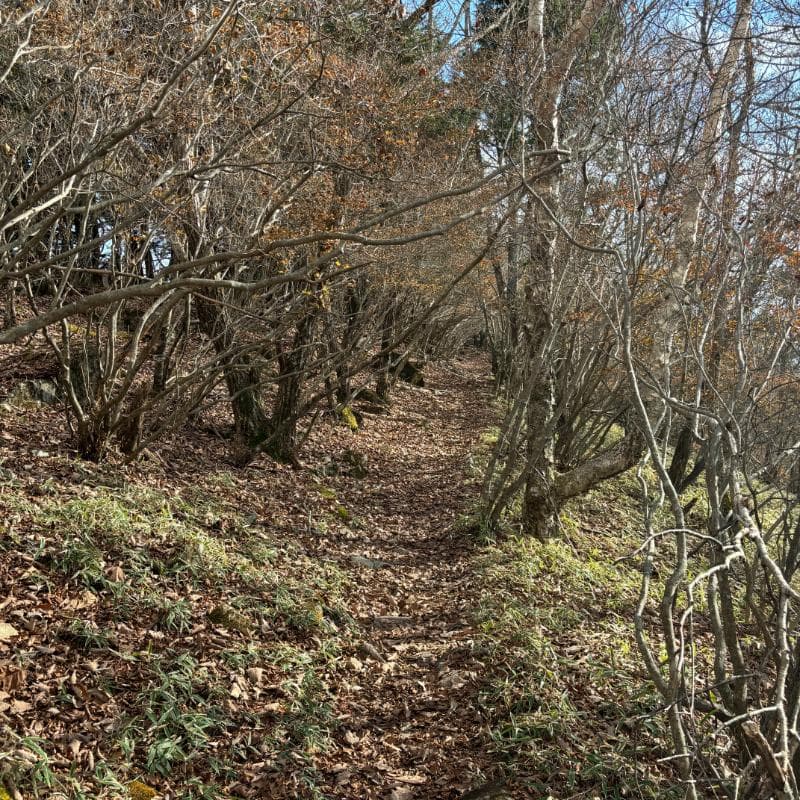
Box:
[301,353,505,799]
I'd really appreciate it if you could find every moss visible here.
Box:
[340,406,358,432]
[207,604,253,634]
[128,780,158,799]
[480,426,501,446]
[341,448,368,478]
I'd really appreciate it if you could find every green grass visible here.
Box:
[116,654,224,778]
[153,597,194,634]
[0,480,351,799]
[474,473,678,799]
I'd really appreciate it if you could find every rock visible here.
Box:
[246,667,264,684]
[347,656,364,672]
[334,767,355,787]
[5,379,61,409]
[341,448,368,478]
[27,379,60,405]
[387,352,425,387]
[358,403,390,415]
[349,555,392,570]
[354,387,388,407]
[372,615,413,629]
[456,778,509,799]
[357,641,386,662]
[397,360,425,387]
[207,605,253,634]
[5,383,33,408]
[343,729,359,745]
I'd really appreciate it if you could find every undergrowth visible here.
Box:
[0,478,351,799]
[474,475,680,799]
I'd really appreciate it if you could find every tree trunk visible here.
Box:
[266,309,317,463]
[3,281,16,330]
[521,181,559,538]
[196,296,270,447]
[376,300,396,402]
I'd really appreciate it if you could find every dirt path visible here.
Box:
[0,349,502,800]
[305,354,501,799]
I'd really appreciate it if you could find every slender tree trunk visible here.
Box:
[521,172,559,537]
[376,300,396,402]
[196,296,270,446]
[268,310,317,462]
[3,281,16,330]
[517,0,612,537]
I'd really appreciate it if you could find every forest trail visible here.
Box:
[0,351,508,800]
[304,354,502,799]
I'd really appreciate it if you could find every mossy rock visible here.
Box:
[128,780,158,800]
[398,360,425,387]
[5,379,61,408]
[207,604,253,634]
[340,405,359,432]
[388,352,425,387]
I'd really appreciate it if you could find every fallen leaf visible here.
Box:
[0,665,25,692]
[0,623,19,641]
[343,729,360,745]
[246,667,264,684]
[389,772,427,785]
[347,656,364,672]
[439,670,468,689]
[334,768,354,787]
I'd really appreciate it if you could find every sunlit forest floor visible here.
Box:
[0,351,675,799]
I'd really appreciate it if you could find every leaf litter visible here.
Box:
[0,352,506,798]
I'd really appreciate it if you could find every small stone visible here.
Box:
[372,615,413,629]
[349,555,392,570]
[357,642,386,662]
[343,729,359,745]
[347,656,364,672]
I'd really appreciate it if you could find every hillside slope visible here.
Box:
[0,352,672,799]
[0,355,505,799]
